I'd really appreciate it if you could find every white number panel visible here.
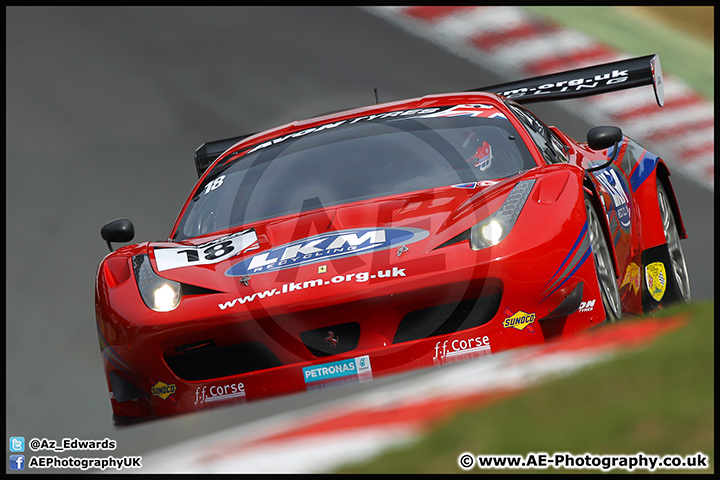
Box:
[154,229,259,272]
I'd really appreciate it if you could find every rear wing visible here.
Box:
[194,55,664,177]
[193,133,255,177]
[475,54,664,106]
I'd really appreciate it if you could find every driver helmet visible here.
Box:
[463,133,493,171]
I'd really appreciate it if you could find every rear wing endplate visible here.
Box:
[193,133,255,177]
[475,54,664,107]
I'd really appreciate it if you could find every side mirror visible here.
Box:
[101,218,135,252]
[587,126,623,151]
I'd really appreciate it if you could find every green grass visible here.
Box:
[336,302,714,473]
[523,7,714,101]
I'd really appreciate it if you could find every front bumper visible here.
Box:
[97,225,603,425]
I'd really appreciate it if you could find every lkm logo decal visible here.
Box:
[226,227,428,276]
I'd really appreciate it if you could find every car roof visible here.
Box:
[221,91,507,159]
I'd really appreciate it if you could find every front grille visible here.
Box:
[300,322,360,357]
[165,342,282,381]
[393,293,501,344]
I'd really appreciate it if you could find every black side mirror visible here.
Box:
[587,126,623,151]
[585,126,623,173]
[101,218,135,252]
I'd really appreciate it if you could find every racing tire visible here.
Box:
[585,196,622,322]
[657,181,691,302]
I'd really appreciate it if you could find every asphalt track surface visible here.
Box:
[5,7,713,471]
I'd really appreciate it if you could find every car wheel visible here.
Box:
[657,181,691,302]
[585,196,622,322]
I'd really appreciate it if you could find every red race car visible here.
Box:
[96,55,690,425]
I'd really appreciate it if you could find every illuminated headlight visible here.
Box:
[471,218,507,250]
[470,179,535,251]
[482,221,503,243]
[132,255,182,312]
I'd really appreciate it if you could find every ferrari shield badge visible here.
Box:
[645,262,667,301]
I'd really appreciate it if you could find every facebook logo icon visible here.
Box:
[9,455,25,470]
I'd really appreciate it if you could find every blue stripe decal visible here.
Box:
[540,246,592,304]
[613,227,622,246]
[630,150,659,192]
[543,222,587,290]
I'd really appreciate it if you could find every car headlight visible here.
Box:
[470,179,535,251]
[132,254,182,312]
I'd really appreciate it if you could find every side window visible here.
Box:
[507,102,568,164]
[548,130,568,162]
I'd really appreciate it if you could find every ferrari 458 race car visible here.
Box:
[96,54,690,425]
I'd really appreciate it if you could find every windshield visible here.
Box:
[173,106,537,240]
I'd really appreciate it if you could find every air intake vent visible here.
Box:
[165,342,282,381]
[300,322,360,357]
[434,229,470,250]
[393,293,501,344]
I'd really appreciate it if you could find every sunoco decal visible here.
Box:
[226,227,428,276]
[645,262,667,301]
[303,355,372,390]
[503,309,536,332]
[150,381,176,400]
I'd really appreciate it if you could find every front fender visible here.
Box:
[626,143,683,251]
[582,176,621,279]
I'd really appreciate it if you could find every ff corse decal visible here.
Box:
[226,227,428,276]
